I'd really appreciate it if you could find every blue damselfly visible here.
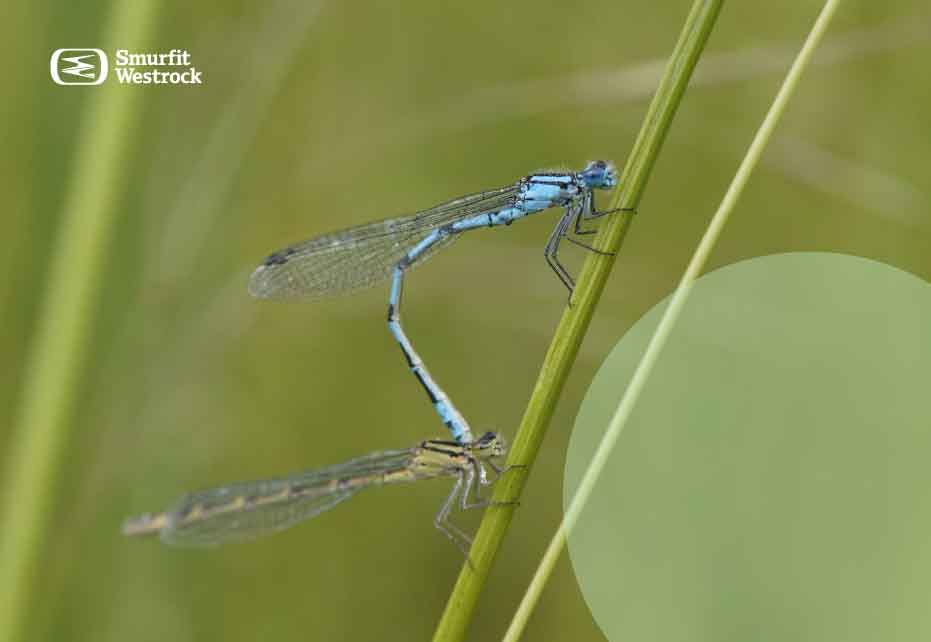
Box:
[249,161,624,443]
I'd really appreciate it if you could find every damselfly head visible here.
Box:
[471,431,506,459]
[579,160,618,190]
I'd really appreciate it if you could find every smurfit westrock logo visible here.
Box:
[50,49,109,85]
[113,49,202,84]
[50,48,203,86]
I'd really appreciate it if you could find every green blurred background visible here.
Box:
[2,1,929,640]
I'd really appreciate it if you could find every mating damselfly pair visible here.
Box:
[125,161,622,549]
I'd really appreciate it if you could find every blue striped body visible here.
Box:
[251,161,621,443]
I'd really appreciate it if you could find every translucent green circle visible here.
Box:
[566,253,931,642]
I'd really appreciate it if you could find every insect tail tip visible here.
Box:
[122,512,165,537]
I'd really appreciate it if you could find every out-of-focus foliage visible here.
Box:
[2,1,929,640]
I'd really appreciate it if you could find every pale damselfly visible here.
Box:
[123,431,506,553]
[249,161,626,444]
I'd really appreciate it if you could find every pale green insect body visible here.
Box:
[123,432,506,550]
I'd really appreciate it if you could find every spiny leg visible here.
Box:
[388,228,473,444]
[575,192,634,235]
[544,207,578,295]
[586,191,633,219]
[563,235,616,256]
[462,460,524,510]
[434,474,470,544]
[487,460,527,479]
[461,460,489,510]
[565,190,643,254]
[434,472,476,562]
[546,198,634,299]
[574,193,599,236]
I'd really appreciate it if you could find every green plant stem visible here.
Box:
[0,5,158,642]
[430,2,723,640]
[502,1,841,639]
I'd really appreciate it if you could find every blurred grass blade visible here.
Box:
[767,135,928,227]
[0,5,158,642]
[430,1,724,641]
[314,14,929,173]
[154,0,324,285]
[502,1,843,639]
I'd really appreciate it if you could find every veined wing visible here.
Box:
[123,448,419,546]
[248,183,521,301]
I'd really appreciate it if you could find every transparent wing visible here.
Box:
[125,448,419,547]
[160,487,359,547]
[248,183,521,301]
